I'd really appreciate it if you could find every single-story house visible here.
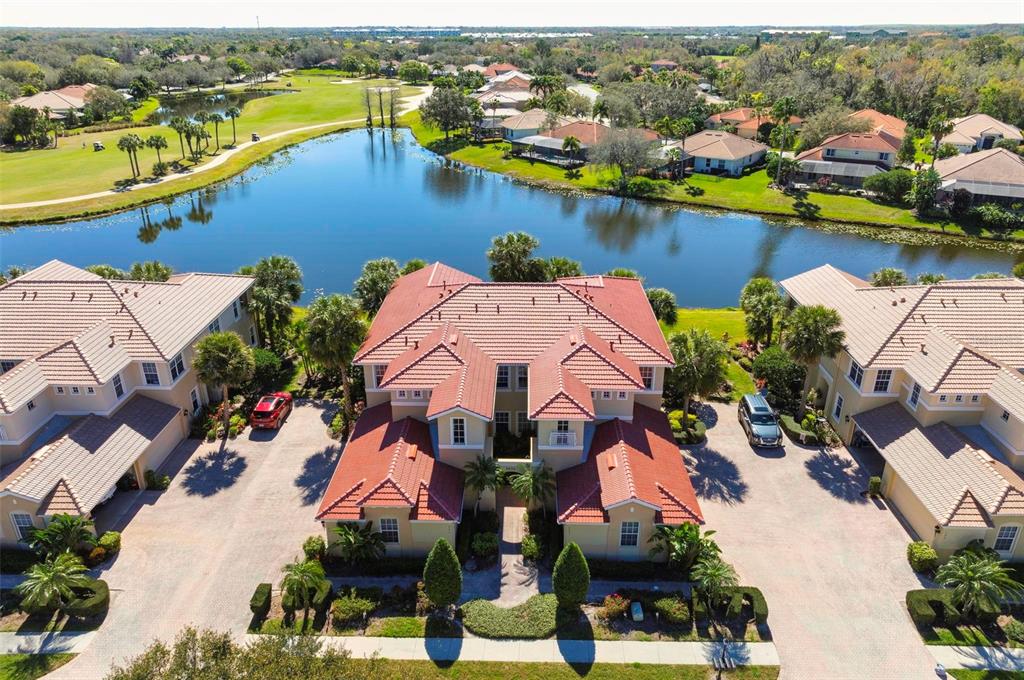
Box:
[795,131,901,187]
[472,90,534,112]
[483,62,519,79]
[934,148,1024,206]
[510,134,588,167]
[678,130,769,177]
[461,64,487,74]
[941,114,1023,154]
[12,84,98,119]
[501,109,574,140]
[650,59,679,72]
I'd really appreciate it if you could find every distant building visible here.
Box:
[845,29,908,40]
[941,114,1023,154]
[12,84,97,119]
[649,59,679,73]
[760,29,832,42]
[935,148,1024,206]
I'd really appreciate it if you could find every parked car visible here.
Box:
[92,141,105,151]
[250,392,293,429]
[738,394,783,447]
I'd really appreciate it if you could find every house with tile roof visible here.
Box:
[12,84,98,120]
[668,130,769,177]
[781,265,1024,558]
[847,109,908,140]
[934,148,1024,206]
[0,260,256,546]
[316,262,703,559]
[704,107,803,141]
[483,62,519,79]
[941,114,1023,154]
[795,131,901,187]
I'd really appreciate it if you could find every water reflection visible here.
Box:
[583,198,677,253]
[150,90,292,125]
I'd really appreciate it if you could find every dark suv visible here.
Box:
[738,394,783,447]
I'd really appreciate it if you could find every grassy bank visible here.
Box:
[402,112,1024,243]
[0,73,417,220]
[661,307,756,401]
[0,654,76,680]
[347,659,780,680]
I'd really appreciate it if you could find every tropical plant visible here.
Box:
[145,135,168,166]
[648,524,721,575]
[423,538,462,611]
[128,260,173,281]
[168,115,188,158]
[508,463,555,517]
[15,553,92,617]
[666,329,728,415]
[486,232,548,282]
[784,305,845,411]
[208,113,224,150]
[192,332,256,436]
[870,268,910,287]
[691,555,738,631]
[907,168,942,214]
[552,542,590,609]
[116,133,143,179]
[739,277,782,347]
[592,99,609,123]
[353,258,400,316]
[606,268,640,279]
[927,116,954,169]
[331,522,386,564]
[1013,262,1024,280]
[561,135,581,164]
[225,106,241,146]
[464,455,499,517]
[29,514,96,558]
[280,558,326,624]
[770,96,797,185]
[401,259,428,275]
[241,255,304,349]
[646,288,678,324]
[936,551,1022,620]
[917,272,947,284]
[304,294,366,426]
[544,256,583,280]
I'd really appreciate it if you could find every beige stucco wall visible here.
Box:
[563,502,660,561]
[437,410,486,468]
[362,365,390,408]
[592,392,634,419]
[392,403,428,422]
[135,411,188,474]
[0,493,43,546]
[982,402,1024,461]
[882,464,937,544]
[325,510,456,558]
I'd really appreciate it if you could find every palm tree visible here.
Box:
[15,553,92,618]
[332,522,386,564]
[648,524,721,576]
[29,514,96,558]
[770,96,797,186]
[192,331,255,436]
[225,106,241,146]
[784,305,845,412]
[592,100,609,123]
[936,552,1022,620]
[928,115,954,169]
[208,113,224,151]
[653,116,677,140]
[529,74,563,100]
[739,278,782,348]
[750,92,767,142]
[691,555,738,634]
[194,111,210,151]
[280,558,325,625]
[116,134,143,179]
[304,294,367,425]
[464,455,499,517]
[248,255,304,347]
[667,329,729,416]
[561,135,581,165]
[169,116,188,158]
[146,134,168,166]
[509,463,555,517]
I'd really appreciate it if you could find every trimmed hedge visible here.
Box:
[461,594,559,639]
[779,414,820,445]
[692,587,768,626]
[64,579,110,618]
[250,583,272,619]
[587,559,663,580]
[906,589,961,627]
[282,578,332,615]
[322,555,426,576]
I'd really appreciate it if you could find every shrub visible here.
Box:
[64,578,110,618]
[423,538,462,609]
[737,356,753,372]
[720,587,769,625]
[907,541,938,573]
[623,176,665,198]
[521,534,542,561]
[779,414,820,445]
[906,589,960,627]
[144,469,170,490]
[598,593,629,622]
[303,535,326,561]
[868,476,882,497]
[97,531,121,554]
[249,348,284,393]
[471,532,499,558]
[653,596,690,625]
[250,583,272,619]
[552,543,590,609]
[751,346,806,414]
[85,547,108,567]
[331,589,377,627]
[1003,617,1024,643]
[968,203,1024,231]
[646,288,678,324]
[152,161,170,177]
[311,578,333,613]
[863,168,913,204]
[461,594,559,638]
[330,412,345,439]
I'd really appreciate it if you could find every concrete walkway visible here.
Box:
[246,634,780,666]
[0,85,431,211]
[0,631,96,655]
[930,645,1024,671]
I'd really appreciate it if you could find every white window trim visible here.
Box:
[994,525,1020,556]
[872,369,894,395]
[516,365,528,391]
[379,518,400,544]
[619,521,640,548]
[832,393,844,421]
[495,411,511,432]
[10,512,34,542]
[640,366,655,391]
[141,362,161,386]
[496,365,511,391]
[516,412,529,435]
[846,361,864,390]
[908,382,921,410]
[55,386,65,395]
[190,388,201,413]
[169,353,186,383]
[451,417,467,446]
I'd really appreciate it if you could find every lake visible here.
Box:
[1,128,1020,307]
[149,90,293,124]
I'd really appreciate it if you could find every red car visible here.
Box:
[250,392,293,429]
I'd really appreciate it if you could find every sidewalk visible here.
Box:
[245,633,780,666]
[930,645,1024,671]
[0,631,96,655]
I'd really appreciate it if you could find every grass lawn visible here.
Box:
[130,97,160,122]
[403,112,1023,242]
[0,654,76,680]
[349,660,779,679]
[948,673,1024,680]
[1,74,419,209]
[920,624,1006,647]
[661,308,755,401]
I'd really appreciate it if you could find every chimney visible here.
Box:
[569,334,578,345]
[610,340,615,351]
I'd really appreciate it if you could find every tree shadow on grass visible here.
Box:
[294,445,341,506]
[423,614,463,669]
[182,446,248,497]
[556,607,595,677]
[688,448,749,505]
[793,198,821,220]
[803,449,868,504]
[684,184,705,197]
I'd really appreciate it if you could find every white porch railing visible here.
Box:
[548,431,577,447]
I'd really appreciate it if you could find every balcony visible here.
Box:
[488,429,536,464]
[547,431,577,448]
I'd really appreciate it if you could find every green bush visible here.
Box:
[249,348,284,393]
[863,168,914,203]
[330,412,345,439]
[250,583,272,619]
[322,555,425,576]
[552,543,590,609]
[597,593,629,622]
[676,420,707,445]
[64,578,110,618]
[906,589,960,627]
[303,535,326,561]
[85,546,108,567]
[521,534,542,561]
[461,594,559,639]
[751,346,806,414]
[720,587,769,625]
[868,476,882,497]
[1003,617,1024,643]
[737,356,753,372]
[312,578,333,613]
[653,596,690,624]
[98,531,121,554]
[423,538,462,609]
[331,590,378,627]
[907,541,939,573]
[779,414,820,445]
[471,532,499,558]
[144,469,171,490]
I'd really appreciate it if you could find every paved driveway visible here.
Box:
[47,401,338,679]
[690,403,934,680]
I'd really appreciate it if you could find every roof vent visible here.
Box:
[21,291,26,300]
[404,336,408,346]
[569,334,578,346]
[450,332,459,345]
[32,291,37,300]
[610,340,615,351]
[557,293,561,303]
[414,340,419,350]
[474,303,479,313]
[531,296,535,305]
[891,300,897,306]
[71,292,75,301]
[920,343,927,354]
[406,444,418,460]
[133,291,139,298]
[88,293,93,302]
[607,453,618,470]
[109,334,116,347]
[900,297,906,303]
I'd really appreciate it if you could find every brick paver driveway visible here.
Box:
[690,403,934,680]
[48,401,338,679]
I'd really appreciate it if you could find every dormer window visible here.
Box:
[373,365,386,388]
[496,366,510,390]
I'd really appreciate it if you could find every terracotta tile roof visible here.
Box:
[944,114,1022,144]
[934,148,1024,185]
[854,402,1024,526]
[848,109,908,138]
[556,404,703,525]
[545,121,612,145]
[355,266,672,370]
[316,403,464,522]
[501,108,574,131]
[735,115,802,132]
[796,131,900,162]
[0,396,180,514]
[706,107,757,125]
[483,63,518,78]
[683,130,769,161]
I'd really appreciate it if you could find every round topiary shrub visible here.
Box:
[552,542,590,609]
[423,538,462,610]
[907,541,939,573]
[98,531,121,554]
[303,535,326,561]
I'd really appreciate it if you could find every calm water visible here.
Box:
[150,90,292,124]
[2,128,1020,307]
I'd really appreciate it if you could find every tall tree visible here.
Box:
[304,294,367,425]
[691,555,738,633]
[936,552,1022,620]
[129,260,173,281]
[739,277,782,347]
[552,543,590,609]
[666,329,728,415]
[208,113,224,151]
[486,232,548,282]
[590,128,655,191]
[464,455,499,517]
[280,559,325,626]
[870,268,910,287]
[353,258,400,316]
[784,305,845,411]
[225,106,241,147]
[246,255,304,347]
[420,87,471,140]
[561,135,581,165]
[646,288,678,324]
[770,97,797,186]
[146,134,168,166]
[193,332,255,436]
[117,133,143,178]
[927,115,954,169]
[15,553,92,618]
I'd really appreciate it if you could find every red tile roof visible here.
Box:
[735,114,803,131]
[848,108,907,139]
[556,404,703,525]
[316,403,464,522]
[797,131,901,162]
[545,121,611,145]
[483,62,518,78]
